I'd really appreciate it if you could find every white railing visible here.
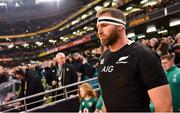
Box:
[0,77,99,112]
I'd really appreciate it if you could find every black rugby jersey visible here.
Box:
[98,42,168,112]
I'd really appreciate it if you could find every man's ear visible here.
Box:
[117,25,122,31]
[118,27,121,32]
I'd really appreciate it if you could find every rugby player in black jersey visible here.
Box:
[96,8,172,112]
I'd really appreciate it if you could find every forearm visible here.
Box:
[101,101,107,112]
[148,85,173,112]
[154,103,172,112]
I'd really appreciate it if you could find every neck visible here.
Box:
[167,65,176,71]
[109,36,130,52]
[21,76,25,80]
[85,95,90,100]
[58,63,64,67]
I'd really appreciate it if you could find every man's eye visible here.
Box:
[102,23,108,26]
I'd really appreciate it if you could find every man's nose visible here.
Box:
[98,27,103,35]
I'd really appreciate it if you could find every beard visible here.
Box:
[99,28,119,47]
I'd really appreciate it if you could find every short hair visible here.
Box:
[56,52,65,58]
[0,66,3,69]
[73,52,80,57]
[150,38,159,43]
[161,54,175,61]
[96,8,126,23]
[175,33,180,41]
[15,68,25,76]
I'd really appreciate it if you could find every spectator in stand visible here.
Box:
[149,38,159,51]
[156,37,170,56]
[167,36,175,47]
[72,53,84,81]
[161,54,180,112]
[175,33,180,44]
[139,38,150,46]
[0,66,9,84]
[43,60,56,90]
[47,52,77,100]
[173,33,180,66]
[81,54,96,79]
[55,52,77,88]
[35,64,43,79]
[84,50,95,66]
[66,54,74,65]
[14,68,44,109]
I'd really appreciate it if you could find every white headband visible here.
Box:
[97,16,126,28]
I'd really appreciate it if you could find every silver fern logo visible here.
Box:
[116,56,129,64]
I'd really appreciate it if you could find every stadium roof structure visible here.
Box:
[0,0,179,67]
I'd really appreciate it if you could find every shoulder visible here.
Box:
[175,67,180,73]
[26,74,41,85]
[131,42,160,60]
[99,49,110,59]
[65,63,75,69]
[131,42,154,54]
[80,98,85,102]
[90,97,97,102]
[33,75,41,82]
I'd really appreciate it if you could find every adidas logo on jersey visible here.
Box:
[100,59,104,65]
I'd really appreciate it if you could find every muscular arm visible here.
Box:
[136,47,173,111]
[148,84,172,112]
[101,101,107,112]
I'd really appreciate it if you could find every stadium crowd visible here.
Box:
[0,0,177,36]
[0,0,179,112]
[0,32,180,112]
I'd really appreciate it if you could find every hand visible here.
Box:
[82,58,87,64]
[94,109,100,113]
[52,80,57,86]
